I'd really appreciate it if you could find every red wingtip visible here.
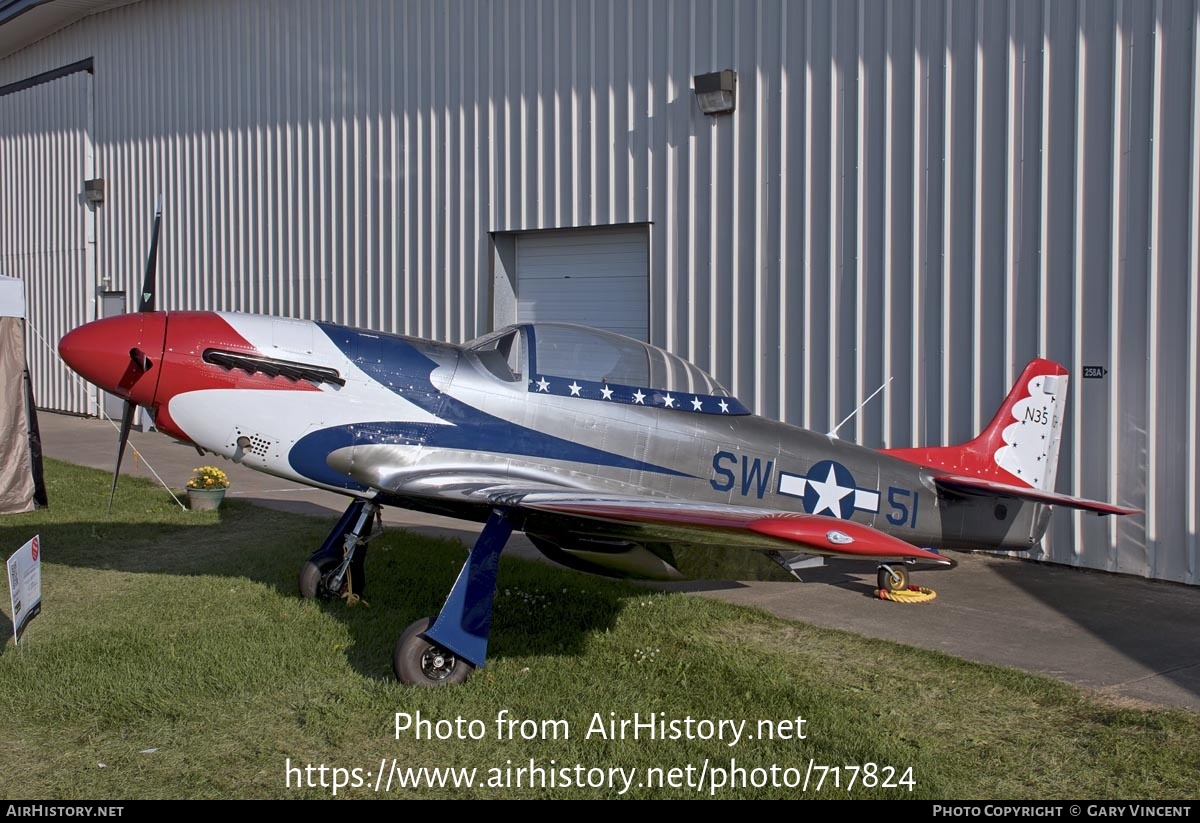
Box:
[747,515,953,564]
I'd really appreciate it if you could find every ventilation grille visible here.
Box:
[244,434,271,457]
[232,428,277,461]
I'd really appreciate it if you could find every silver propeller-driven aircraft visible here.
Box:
[58,207,1138,686]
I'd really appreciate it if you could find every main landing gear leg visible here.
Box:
[299,498,380,601]
[392,509,513,687]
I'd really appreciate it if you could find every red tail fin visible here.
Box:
[883,359,1069,490]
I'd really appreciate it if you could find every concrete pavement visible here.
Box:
[34,411,1200,712]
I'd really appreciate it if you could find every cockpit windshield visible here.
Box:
[528,324,728,396]
[466,323,749,415]
[464,326,526,383]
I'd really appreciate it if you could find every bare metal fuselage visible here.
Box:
[181,318,1047,569]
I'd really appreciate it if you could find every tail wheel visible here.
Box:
[877,564,909,593]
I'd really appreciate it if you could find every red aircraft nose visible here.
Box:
[58,313,168,407]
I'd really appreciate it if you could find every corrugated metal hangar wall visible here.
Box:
[0,0,1196,583]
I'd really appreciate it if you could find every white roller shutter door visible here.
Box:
[515,227,649,341]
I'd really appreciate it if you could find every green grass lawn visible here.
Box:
[0,460,1196,799]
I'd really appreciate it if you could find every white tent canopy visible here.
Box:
[0,275,25,319]
[0,274,44,513]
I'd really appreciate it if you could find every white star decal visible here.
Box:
[718,399,730,414]
[568,381,582,396]
[663,393,676,408]
[535,377,550,392]
[632,389,646,404]
[690,396,703,411]
[600,385,614,400]
[807,465,854,518]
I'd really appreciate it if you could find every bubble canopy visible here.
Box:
[466,323,749,415]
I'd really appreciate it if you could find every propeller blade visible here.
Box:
[108,197,162,513]
[107,399,137,515]
[138,195,163,312]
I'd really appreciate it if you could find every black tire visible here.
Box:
[300,556,345,600]
[877,565,909,593]
[299,548,368,600]
[393,617,474,687]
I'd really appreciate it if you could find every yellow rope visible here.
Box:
[876,585,937,603]
[339,565,369,608]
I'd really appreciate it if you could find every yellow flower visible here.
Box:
[188,465,231,490]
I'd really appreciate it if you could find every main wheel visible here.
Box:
[299,555,363,600]
[877,564,909,593]
[393,617,475,687]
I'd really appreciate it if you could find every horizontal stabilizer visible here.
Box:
[932,475,1140,517]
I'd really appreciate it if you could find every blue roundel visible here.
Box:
[802,459,858,520]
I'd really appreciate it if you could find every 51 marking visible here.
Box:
[885,487,919,528]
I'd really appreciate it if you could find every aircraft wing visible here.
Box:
[341,464,951,564]
[485,489,953,565]
[931,474,1141,516]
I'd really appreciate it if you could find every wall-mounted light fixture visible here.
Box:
[83,178,105,204]
[693,70,736,116]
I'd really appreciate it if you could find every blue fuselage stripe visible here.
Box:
[287,324,692,487]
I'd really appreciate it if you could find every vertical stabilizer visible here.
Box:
[883,359,1070,490]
